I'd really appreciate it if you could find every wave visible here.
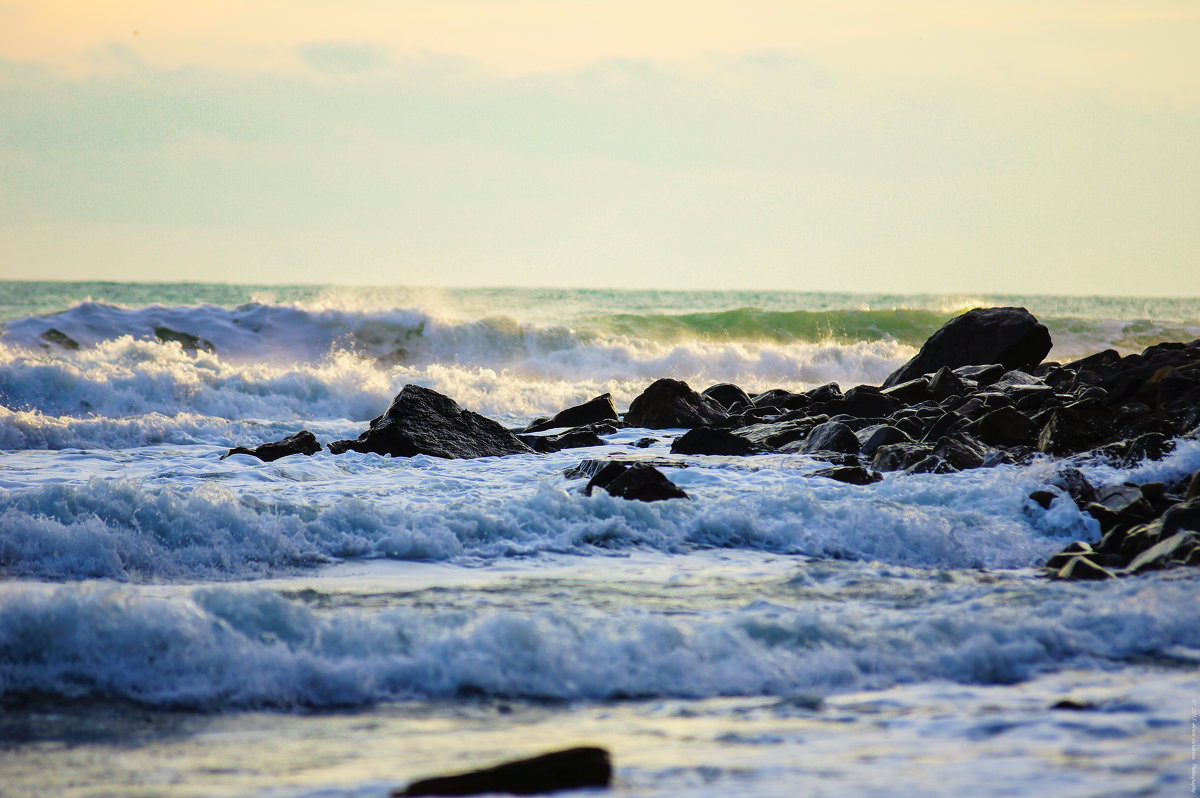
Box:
[1,576,1196,709]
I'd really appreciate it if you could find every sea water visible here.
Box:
[1,282,1198,797]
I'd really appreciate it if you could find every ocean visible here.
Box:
[1,282,1198,797]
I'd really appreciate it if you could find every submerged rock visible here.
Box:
[154,326,215,354]
[40,327,80,350]
[394,746,613,797]
[670,427,763,456]
[329,384,533,459]
[221,430,322,462]
[883,307,1052,388]
[584,462,688,502]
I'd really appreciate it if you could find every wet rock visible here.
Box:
[930,432,991,471]
[808,465,882,485]
[1051,467,1097,506]
[928,367,969,400]
[585,462,688,502]
[1045,540,1095,570]
[625,378,729,429]
[880,376,931,405]
[1125,531,1200,574]
[633,437,656,448]
[883,307,1052,388]
[805,383,843,404]
[221,430,322,462]
[154,326,215,354]
[520,429,607,453]
[872,442,934,472]
[522,394,620,433]
[40,327,80,350]
[1029,490,1058,510]
[905,455,956,475]
[856,425,911,457]
[971,405,1037,447]
[702,383,752,412]
[329,384,533,459]
[394,746,613,797]
[734,419,820,450]
[802,421,861,455]
[563,456,687,480]
[823,386,900,419]
[1052,555,1115,581]
[670,427,764,456]
[1036,398,1111,456]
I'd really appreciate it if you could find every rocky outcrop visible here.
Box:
[394,746,612,797]
[329,384,533,459]
[625,378,729,429]
[154,326,215,354]
[584,462,688,502]
[882,307,1052,388]
[522,394,620,433]
[221,430,322,462]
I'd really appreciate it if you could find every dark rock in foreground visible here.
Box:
[670,427,763,455]
[394,746,612,797]
[221,430,322,462]
[522,393,620,433]
[883,307,1051,388]
[625,378,728,429]
[330,384,533,459]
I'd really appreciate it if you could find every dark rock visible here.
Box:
[930,432,991,471]
[670,427,764,456]
[905,455,956,475]
[882,307,1052,388]
[971,406,1038,447]
[1052,467,1097,506]
[921,411,969,442]
[825,386,900,419]
[1052,698,1099,711]
[564,456,687,480]
[520,429,608,453]
[394,746,613,797]
[1053,555,1115,581]
[872,442,934,472]
[734,419,820,449]
[633,437,656,449]
[522,394,620,433]
[222,430,322,462]
[586,463,688,502]
[1158,497,1200,538]
[329,385,533,459]
[40,327,80,350]
[702,383,752,411]
[1029,490,1058,510]
[928,367,969,400]
[751,389,807,410]
[805,383,843,404]
[808,466,882,485]
[1187,471,1200,500]
[1036,399,1111,456]
[953,363,1007,388]
[1045,540,1094,570]
[1125,531,1200,573]
[856,425,911,457]
[625,379,729,429]
[154,326,215,354]
[802,421,861,455]
[880,376,931,405]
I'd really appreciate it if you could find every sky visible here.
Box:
[1,1,1198,294]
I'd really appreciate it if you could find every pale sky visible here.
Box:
[1,1,1197,293]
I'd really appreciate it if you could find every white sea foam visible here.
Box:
[0,573,1196,709]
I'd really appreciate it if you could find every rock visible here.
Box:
[1029,490,1058,510]
[1045,540,1095,570]
[1051,467,1097,506]
[971,405,1038,447]
[221,430,322,462]
[394,746,613,797]
[823,386,900,419]
[520,429,607,453]
[40,327,80,350]
[1125,531,1200,573]
[1187,471,1200,500]
[329,385,533,459]
[702,383,752,411]
[930,432,991,471]
[872,442,934,472]
[1036,399,1112,456]
[882,307,1052,388]
[522,394,620,433]
[154,326,215,354]
[563,456,687,480]
[808,465,882,485]
[585,463,688,502]
[1158,497,1200,538]
[805,383,843,404]
[1053,555,1116,581]
[633,437,656,448]
[905,455,956,475]
[856,425,911,457]
[670,427,763,456]
[802,421,861,455]
[625,379,729,429]
[927,367,969,400]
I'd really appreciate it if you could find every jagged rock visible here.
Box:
[808,465,882,485]
[221,430,322,462]
[880,376,931,405]
[883,307,1052,388]
[563,456,687,480]
[1051,467,1097,506]
[734,419,819,449]
[802,421,861,455]
[905,455,956,475]
[930,432,992,470]
[822,386,900,419]
[670,427,764,455]
[394,746,613,797]
[40,328,80,350]
[1036,398,1111,456]
[702,383,752,411]
[1125,531,1200,573]
[928,367,969,400]
[625,379,729,429]
[154,326,215,354]
[805,383,843,404]
[519,429,607,453]
[522,394,620,433]
[585,462,688,502]
[1046,541,1095,570]
[329,385,533,459]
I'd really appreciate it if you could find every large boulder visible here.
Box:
[329,384,533,459]
[882,307,1052,388]
[625,378,729,429]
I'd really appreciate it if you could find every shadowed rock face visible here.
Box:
[394,746,613,797]
[625,378,729,429]
[522,393,619,433]
[882,307,1052,388]
[221,430,322,462]
[329,384,533,459]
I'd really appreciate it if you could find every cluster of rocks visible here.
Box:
[223,306,1200,579]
